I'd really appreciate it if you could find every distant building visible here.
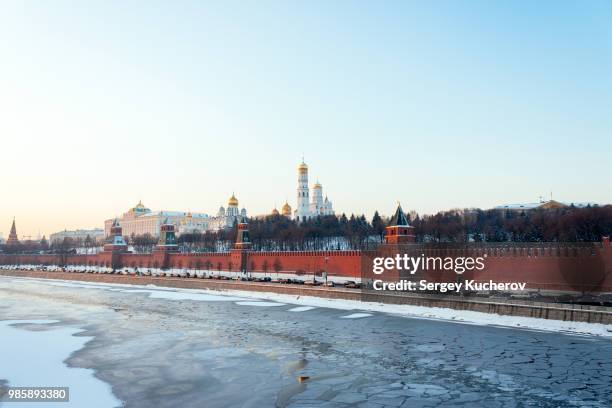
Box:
[105,201,206,238]
[255,201,293,220]
[495,199,599,212]
[50,228,105,245]
[105,197,247,238]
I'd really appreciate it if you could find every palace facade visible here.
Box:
[104,196,247,238]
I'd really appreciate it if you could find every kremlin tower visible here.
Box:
[234,217,252,250]
[6,218,19,247]
[385,204,416,244]
[103,219,128,252]
[155,218,178,252]
[230,216,251,273]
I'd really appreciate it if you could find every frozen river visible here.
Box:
[0,276,611,408]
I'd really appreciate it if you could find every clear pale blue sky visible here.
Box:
[1,1,611,237]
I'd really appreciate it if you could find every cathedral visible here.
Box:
[294,159,334,221]
[207,193,247,231]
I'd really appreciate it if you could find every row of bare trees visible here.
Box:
[414,205,612,242]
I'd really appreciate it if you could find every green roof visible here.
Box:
[388,204,409,226]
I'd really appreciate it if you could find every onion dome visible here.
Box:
[271,207,280,216]
[228,193,239,207]
[313,180,322,189]
[282,201,292,216]
[298,160,308,173]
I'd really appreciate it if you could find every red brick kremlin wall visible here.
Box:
[367,239,612,293]
[2,239,611,294]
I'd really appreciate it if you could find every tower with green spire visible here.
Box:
[385,203,415,244]
[103,218,128,252]
[155,218,178,252]
[234,216,251,250]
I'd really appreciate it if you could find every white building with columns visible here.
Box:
[294,159,334,222]
[104,195,247,238]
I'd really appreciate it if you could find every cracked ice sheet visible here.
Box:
[1,275,611,337]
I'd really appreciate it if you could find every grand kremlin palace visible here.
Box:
[104,195,247,238]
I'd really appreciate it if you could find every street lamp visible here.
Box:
[324,256,329,286]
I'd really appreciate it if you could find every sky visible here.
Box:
[1,1,611,238]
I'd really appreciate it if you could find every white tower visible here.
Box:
[295,159,310,221]
[310,181,324,215]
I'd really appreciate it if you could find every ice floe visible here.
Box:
[0,319,121,408]
[234,301,286,307]
[340,313,373,319]
[287,306,317,312]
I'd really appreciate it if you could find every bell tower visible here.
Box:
[295,159,310,222]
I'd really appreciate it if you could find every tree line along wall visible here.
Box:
[1,240,610,293]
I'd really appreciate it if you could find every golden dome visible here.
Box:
[132,200,147,212]
[271,208,280,216]
[298,161,308,173]
[282,201,292,216]
[313,181,322,189]
[228,193,239,207]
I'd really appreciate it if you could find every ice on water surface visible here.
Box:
[0,275,611,407]
[0,320,121,408]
